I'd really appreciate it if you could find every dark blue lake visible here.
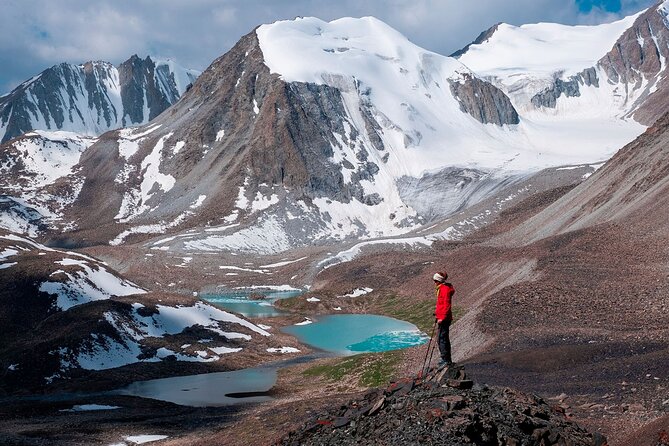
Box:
[115,367,277,406]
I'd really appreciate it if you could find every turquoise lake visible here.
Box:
[282,314,427,355]
[201,289,302,317]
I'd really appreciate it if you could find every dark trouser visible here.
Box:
[437,320,452,363]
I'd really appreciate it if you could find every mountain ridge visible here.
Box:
[0,11,662,253]
[0,55,199,144]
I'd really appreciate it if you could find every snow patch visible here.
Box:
[184,216,291,255]
[124,435,169,445]
[340,287,373,298]
[172,141,185,154]
[39,261,146,311]
[318,237,433,270]
[260,256,307,268]
[209,346,243,355]
[190,195,207,209]
[267,347,300,353]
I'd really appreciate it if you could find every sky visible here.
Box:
[0,0,657,95]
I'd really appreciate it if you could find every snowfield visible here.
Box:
[458,14,642,89]
[257,16,645,174]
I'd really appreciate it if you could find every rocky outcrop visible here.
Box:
[531,68,599,109]
[0,56,198,143]
[602,4,669,125]
[278,365,607,445]
[451,23,502,58]
[449,74,519,125]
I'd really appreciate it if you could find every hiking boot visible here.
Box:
[438,359,452,368]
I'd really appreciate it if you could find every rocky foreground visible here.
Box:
[277,365,607,446]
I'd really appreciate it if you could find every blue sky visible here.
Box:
[0,0,657,95]
[577,0,623,12]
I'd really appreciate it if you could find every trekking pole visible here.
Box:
[420,319,437,378]
[426,324,439,371]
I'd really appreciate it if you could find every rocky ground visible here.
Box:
[277,364,608,445]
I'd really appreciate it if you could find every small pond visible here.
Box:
[282,314,427,355]
[114,367,277,406]
[201,289,302,317]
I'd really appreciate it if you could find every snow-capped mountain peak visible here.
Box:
[258,16,467,84]
[457,13,642,81]
[257,16,519,178]
[0,55,200,143]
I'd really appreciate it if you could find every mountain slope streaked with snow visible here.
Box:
[0,231,272,388]
[0,56,199,144]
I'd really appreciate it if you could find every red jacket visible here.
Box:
[435,282,454,322]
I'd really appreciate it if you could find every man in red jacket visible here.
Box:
[434,272,454,366]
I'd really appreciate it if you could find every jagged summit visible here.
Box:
[0,55,199,143]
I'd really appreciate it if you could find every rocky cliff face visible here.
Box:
[450,74,519,125]
[119,55,173,126]
[530,67,599,108]
[0,56,199,143]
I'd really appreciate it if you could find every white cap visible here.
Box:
[433,273,445,282]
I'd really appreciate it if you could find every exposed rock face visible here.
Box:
[450,74,519,125]
[118,55,173,126]
[278,365,606,445]
[531,68,599,108]
[0,56,199,143]
[598,7,669,86]
[450,23,502,58]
